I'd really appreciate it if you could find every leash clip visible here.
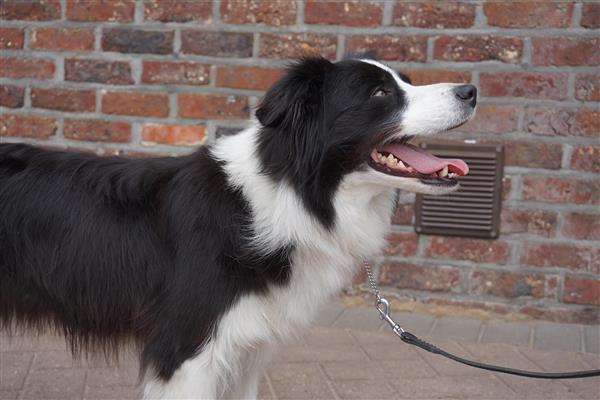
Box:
[375,297,405,337]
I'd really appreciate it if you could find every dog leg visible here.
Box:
[226,345,274,400]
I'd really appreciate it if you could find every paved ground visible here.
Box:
[1,301,598,399]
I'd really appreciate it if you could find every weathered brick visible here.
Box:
[480,72,567,100]
[562,212,600,240]
[500,209,557,238]
[221,0,296,26]
[30,28,94,51]
[102,28,173,55]
[532,37,600,66]
[0,85,24,108]
[519,305,600,324]
[181,30,253,57]
[383,232,418,257]
[391,203,414,225]
[571,144,600,173]
[216,65,284,91]
[66,0,134,22]
[142,61,210,86]
[502,141,563,170]
[260,33,337,59]
[305,0,382,27]
[63,119,131,143]
[434,36,523,63]
[581,2,600,28]
[402,69,471,86]
[0,27,23,49]
[142,123,206,146]
[144,0,212,22]
[0,58,55,80]
[102,91,169,118]
[0,0,61,20]
[470,270,546,299]
[178,93,249,119]
[502,176,512,201]
[575,73,600,101]
[31,88,95,112]
[521,242,599,273]
[461,105,518,133]
[393,2,475,28]
[524,107,599,137]
[379,262,462,293]
[346,35,427,62]
[522,175,599,205]
[0,114,57,139]
[484,2,573,28]
[65,59,133,85]
[563,277,600,306]
[425,236,509,264]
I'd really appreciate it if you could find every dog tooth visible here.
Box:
[397,160,406,168]
[439,166,448,177]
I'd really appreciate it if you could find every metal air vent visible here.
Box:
[414,143,504,238]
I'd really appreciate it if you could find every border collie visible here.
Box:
[0,57,476,399]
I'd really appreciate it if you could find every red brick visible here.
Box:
[383,232,418,257]
[393,2,475,28]
[30,28,94,51]
[434,36,523,63]
[142,123,206,146]
[102,91,169,118]
[571,144,600,173]
[181,30,253,57]
[562,212,600,240]
[65,59,133,85]
[346,35,427,62]
[461,105,518,133]
[500,209,557,238]
[31,88,95,112]
[144,0,212,22]
[221,0,296,26]
[66,0,134,22]
[484,2,573,28]
[379,262,462,293]
[521,242,599,273]
[504,142,563,170]
[260,33,337,59]
[532,37,600,66]
[305,0,382,27]
[63,119,131,143]
[0,27,23,49]
[142,61,210,86]
[0,0,61,20]
[519,305,599,324]
[178,93,249,119]
[0,58,55,80]
[524,107,599,138]
[563,276,600,306]
[581,2,600,28]
[402,69,471,86]
[0,114,57,139]
[216,65,284,91]
[575,73,600,101]
[0,85,24,108]
[102,28,173,55]
[522,175,599,205]
[425,236,509,264]
[470,270,547,299]
[391,203,414,225]
[480,72,567,100]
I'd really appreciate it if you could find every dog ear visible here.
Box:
[255,57,333,128]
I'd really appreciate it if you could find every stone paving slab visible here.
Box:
[1,302,599,399]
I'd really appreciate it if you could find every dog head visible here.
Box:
[255,56,476,226]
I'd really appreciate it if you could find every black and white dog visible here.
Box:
[0,57,475,398]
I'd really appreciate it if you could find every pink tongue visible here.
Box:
[381,144,469,175]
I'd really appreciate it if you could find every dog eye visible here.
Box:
[372,88,388,97]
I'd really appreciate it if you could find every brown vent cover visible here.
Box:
[414,143,504,238]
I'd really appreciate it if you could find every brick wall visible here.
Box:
[1,1,598,323]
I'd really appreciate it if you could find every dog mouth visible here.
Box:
[367,138,469,186]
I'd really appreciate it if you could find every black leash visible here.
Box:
[363,260,600,380]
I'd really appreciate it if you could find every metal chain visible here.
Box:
[362,257,380,301]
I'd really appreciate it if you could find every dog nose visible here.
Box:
[454,84,477,106]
